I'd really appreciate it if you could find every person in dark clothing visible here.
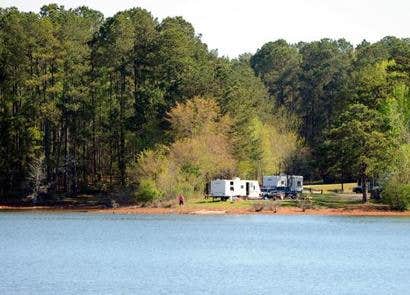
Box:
[178,194,185,206]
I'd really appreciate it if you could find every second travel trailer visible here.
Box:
[209,178,261,201]
[263,174,303,197]
[263,175,288,189]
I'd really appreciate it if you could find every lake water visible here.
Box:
[0,213,410,294]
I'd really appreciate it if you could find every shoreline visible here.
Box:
[1,205,410,217]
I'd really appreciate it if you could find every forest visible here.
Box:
[1,4,409,208]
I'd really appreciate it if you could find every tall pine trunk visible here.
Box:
[361,175,368,203]
[118,64,126,186]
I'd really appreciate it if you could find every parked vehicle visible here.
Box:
[209,178,261,201]
[353,186,363,193]
[260,188,285,200]
[353,179,381,199]
[268,190,285,200]
[260,188,270,199]
[284,190,299,199]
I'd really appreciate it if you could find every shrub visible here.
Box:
[135,179,162,204]
[382,183,410,211]
[252,202,265,212]
[297,195,313,212]
[160,199,177,208]
[269,200,281,213]
[382,144,410,210]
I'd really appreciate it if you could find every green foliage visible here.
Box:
[322,104,394,201]
[382,145,410,210]
[251,39,301,112]
[383,184,410,211]
[252,37,410,182]
[166,96,229,140]
[234,114,300,178]
[350,60,392,108]
[298,39,353,146]
[131,97,236,200]
[1,4,410,203]
[135,178,162,204]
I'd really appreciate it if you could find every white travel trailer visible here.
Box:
[263,174,303,193]
[209,177,261,200]
[263,175,288,189]
[287,175,303,193]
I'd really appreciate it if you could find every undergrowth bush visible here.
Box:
[382,145,410,211]
[135,179,162,204]
[252,202,265,212]
[382,182,410,211]
[298,195,313,212]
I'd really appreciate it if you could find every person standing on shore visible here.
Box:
[178,194,185,206]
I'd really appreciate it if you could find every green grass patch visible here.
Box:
[304,182,357,193]
[185,197,258,210]
[184,192,366,211]
[310,193,362,209]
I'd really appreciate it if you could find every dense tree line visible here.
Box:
[0,5,296,200]
[252,37,410,203]
[1,4,409,205]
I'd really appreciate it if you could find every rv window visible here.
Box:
[281,181,285,185]
[230,181,234,185]
[230,186,234,191]
[297,181,301,187]
[240,185,244,189]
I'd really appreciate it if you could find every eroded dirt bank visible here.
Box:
[1,205,410,216]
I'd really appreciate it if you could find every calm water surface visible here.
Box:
[0,213,410,294]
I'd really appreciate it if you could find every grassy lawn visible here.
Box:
[40,186,372,212]
[7,191,390,212]
[184,197,257,210]
[183,191,370,211]
[309,193,362,209]
[304,182,356,193]
[182,183,360,211]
